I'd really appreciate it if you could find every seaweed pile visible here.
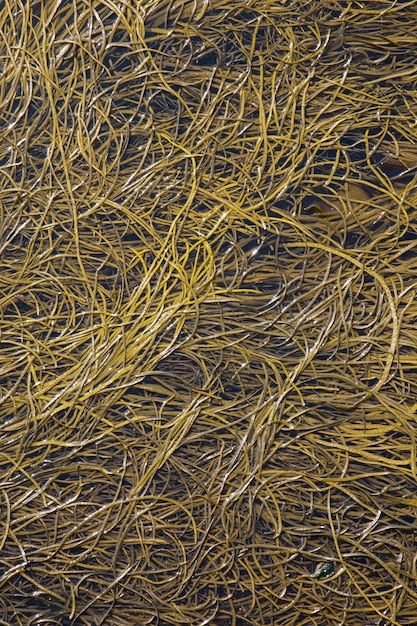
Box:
[1,0,417,624]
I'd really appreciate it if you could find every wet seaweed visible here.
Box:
[2,0,417,624]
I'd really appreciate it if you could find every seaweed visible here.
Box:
[1,0,417,624]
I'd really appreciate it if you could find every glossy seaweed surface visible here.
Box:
[1,1,417,624]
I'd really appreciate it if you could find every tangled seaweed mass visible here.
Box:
[2,0,417,624]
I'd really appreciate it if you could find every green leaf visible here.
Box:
[312,561,335,580]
